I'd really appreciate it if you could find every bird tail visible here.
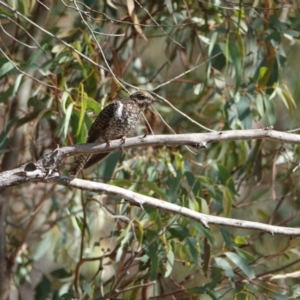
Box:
[83,153,109,169]
[69,155,91,176]
[69,153,110,176]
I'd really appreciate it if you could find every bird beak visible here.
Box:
[152,96,162,103]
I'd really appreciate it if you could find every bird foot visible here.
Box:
[120,136,127,145]
[106,140,112,147]
[139,134,147,141]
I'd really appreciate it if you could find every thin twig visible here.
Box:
[134,0,184,48]
[72,0,127,91]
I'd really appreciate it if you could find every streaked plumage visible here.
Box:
[69,91,158,176]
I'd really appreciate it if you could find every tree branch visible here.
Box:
[1,129,300,189]
[0,162,300,236]
[25,128,300,159]
[1,129,300,236]
[52,176,300,236]
[6,164,300,236]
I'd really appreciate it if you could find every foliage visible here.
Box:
[1,0,300,299]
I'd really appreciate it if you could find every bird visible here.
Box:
[69,90,159,176]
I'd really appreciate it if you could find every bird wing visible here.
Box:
[86,101,121,143]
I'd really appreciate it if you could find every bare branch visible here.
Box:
[1,164,300,236]
[52,176,300,236]
[34,129,300,158]
[1,128,300,189]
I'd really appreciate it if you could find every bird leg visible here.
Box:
[106,140,112,147]
[120,136,127,145]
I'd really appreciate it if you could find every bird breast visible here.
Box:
[114,101,124,119]
[103,101,142,140]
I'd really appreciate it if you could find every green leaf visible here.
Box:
[219,226,234,247]
[13,74,23,94]
[60,90,71,113]
[31,232,52,261]
[190,220,215,244]
[270,15,300,37]
[217,164,236,193]
[215,257,234,280]
[0,61,15,77]
[59,293,76,300]
[57,28,78,39]
[70,110,85,143]
[234,247,256,263]
[250,188,269,202]
[210,43,226,72]
[76,85,88,136]
[197,176,216,197]
[225,251,255,279]
[144,181,169,201]
[147,242,159,280]
[51,268,72,278]
[236,94,252,129]
[116,224,133,263]
[134,218,144,247]
[35,275,51,300]
[255,92,265,117]
[224,100,238,129]
[82,280,93,297]
[237,139,262,180]
[0,85,14,104]
[220,186,233,217]
[186,237,200,267]
[164,249,175,277]
[99,152,121,179]
[199,197,210,214]
[109,179,133,187]
[144,208,161,232]
[165,171,182,202]
[257,66,269,81]
[86,97,101,114]
[188,267,222,298]
[233,236,248,245]
[275,84,296,115]
[62,103,74,140]
[0,118,17,150]
[169,225,190,241]
[185,171,202,197]
[217,164,231,185]
[263,94,275,124]
[228,41,242,93]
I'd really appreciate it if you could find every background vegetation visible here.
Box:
[1,0,300,299]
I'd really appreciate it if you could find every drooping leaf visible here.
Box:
[215,257,234,281]
[225,251,255,279]
[186,237,201,267]
[0,61,15,77]
[35,276,51,300]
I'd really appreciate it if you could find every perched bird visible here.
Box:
[69,91,159,176]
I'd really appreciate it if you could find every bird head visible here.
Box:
[130,91,161,108]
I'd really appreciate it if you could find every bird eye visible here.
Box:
[137,94,146,100]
